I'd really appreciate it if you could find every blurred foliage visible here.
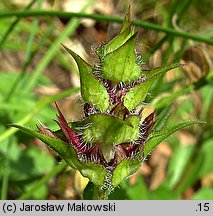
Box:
[0,0,212,200]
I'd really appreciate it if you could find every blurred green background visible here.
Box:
[0,0,212,200]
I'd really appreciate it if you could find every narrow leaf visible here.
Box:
[144,120,205,157]
[166,145,194,189]
[145,63,181,78]
[198,138,213,178]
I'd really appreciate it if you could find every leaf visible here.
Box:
[124,64,180,111]
[83,114,140,162]
[153,105,173,130]
[25,148,55,175]
[83,114,140,150]
[198,138,213,177]
[145,63,180,78]
[124,80,153,111]
[175,154,204,194]
[144,120,205,157]
[166,138,213,192]
[10,124,107,186]
[120,6,131,33]
[149,186,179,200]
[102,34,141,84]
[166,145,194,189]
[124,175,149,200]
[83,182,94,200]
[10,147,55,179]
[97,25,134,59]
[168,138,213,193]
[0,138,20,161]
[96,7,134,60]
[24,182,48,199]
[108,185,129,200]
[112,159,141,187]
[103,25,134,57]
[192,187,213,200]
[62,44,110,112]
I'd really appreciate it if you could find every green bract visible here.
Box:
[97,24,134,58]
[12,9,203,199]
[101,34,141,84]
[62,45,110,112]
[124,64,180,111]
[83,114,140,145]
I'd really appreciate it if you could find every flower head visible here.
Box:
[12,9,201,196]
[37,10,173,191]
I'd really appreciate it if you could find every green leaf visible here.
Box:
[24,182,48,199]
[0,138,20,162]
[83,182,94,200]
[175,154,204,194]
[144,120,205,157]
[83,114,140,145]
[83,114,140,161]
[124,80,153,111]
[62,44,110,112]
[100,25,134,57]
[96,7,134,60]
[149,186,179,200]
[124,175,149,200]
[145,63,180,78]
[10,124,107,186]
[24,148,55,175]
[112,159,141,187]
[120,6,131,33]
[124,64,180,111]
[192,187,213,200]
[102,34,141,84]
[18,162,67,200]
[108,184,129,200]
[166,145,193,189]
[153,105,172,130]
[171,138,213,193]
[9,147,55,180]
[198,138,213,178]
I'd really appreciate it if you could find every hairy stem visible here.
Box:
[93,185,109,200]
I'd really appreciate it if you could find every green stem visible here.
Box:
[93,185,109,200]
[0,10,212,45]
[0,138,11,200]
[0,0,36,48]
